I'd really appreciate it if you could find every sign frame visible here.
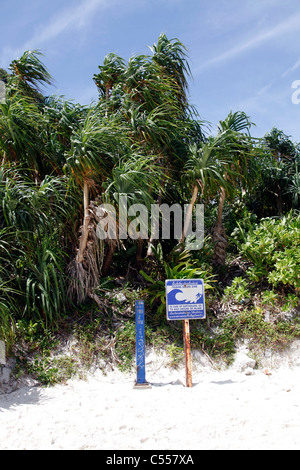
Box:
[165,278,206,321]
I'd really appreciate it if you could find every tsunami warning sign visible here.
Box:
[165,279,206,321]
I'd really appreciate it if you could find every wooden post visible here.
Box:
[183,319,192,387]
[0,340,6,365]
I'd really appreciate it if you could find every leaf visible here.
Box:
[139,270,156,284]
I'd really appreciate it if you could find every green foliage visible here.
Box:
[282,294,299,311]
[261,290,278,306]
[115,321,137,371]
[22,237,67,324]
[0,168,74,328]
[222,308,300,351]
[0,68,10,83]
[166,343,184,367]
[224,277,251,303]
[8,50,52,98]
[237,212,300,289]
[228,199,258,245]
[249,127,300,217]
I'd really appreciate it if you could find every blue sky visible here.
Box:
[1,0,300,140]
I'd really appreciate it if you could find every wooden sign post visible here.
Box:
[0,340,5,365]
[166,279,206,388]
[183,319,192,388]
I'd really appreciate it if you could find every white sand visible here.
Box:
[1,347,300,451]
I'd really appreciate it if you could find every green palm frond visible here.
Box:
[8,50,52,98]
[0,94,43,164]
[217,110,253,135]
[93,53,126,99]
[150,33,191,104]
[184,141,227,194]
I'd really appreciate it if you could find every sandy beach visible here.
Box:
[1,344,300,451]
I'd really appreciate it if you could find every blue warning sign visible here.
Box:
[166,279,206,320]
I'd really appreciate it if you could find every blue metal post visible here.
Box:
[135,300,146,384]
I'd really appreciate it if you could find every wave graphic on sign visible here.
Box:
[168,288,201,304]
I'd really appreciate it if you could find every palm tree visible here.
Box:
[93,53,125,119]
[8,50,52,99]
[65,107,126,304]
[180,111,256,266]
[0,165,74,325]
[101,153,163,273]
[181,139,228,244]
[211,111,255,266]
[150,33,191,110]
[0,51,56,180]
[93,36,206,263]
[128,37,201,256]
[262,127,298,215]
[0,93,44,174]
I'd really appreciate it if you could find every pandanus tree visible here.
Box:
[181,111,256,266]
[261,127,299,215]
[0,51,55,180]
[102,153,163,272]
[181,139,228,245]
[93,36,201,262]
[94,52,125,100]
[0,94,43,170]
[7,50,52,100]
[150,33,191,111]
[211,111,256,266]
[94,34,196,163]
[129,37,203,256]
[65,107,127,304]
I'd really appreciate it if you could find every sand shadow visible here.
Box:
[150,379,203,387]
[210,379,242,385]
[0,385,43,411]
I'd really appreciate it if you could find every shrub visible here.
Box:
[224,276,251,303]
[237,211,300,290]
[0,169,75,330]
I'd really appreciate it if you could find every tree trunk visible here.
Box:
[180,184,199,243]
[136,237,144,268]
[1,151,6,166]
[67,184,102,305]
[212,186,228,266]
[76,181,90,263]
[105,84,110,102]
[146,170,166,258]
[276,182,283,216]
[216,186,226,227]
[105,84,111,118]
[102,240,117,275]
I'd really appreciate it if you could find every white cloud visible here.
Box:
[32,0,111,44]
[1,0,113,64]
[256,79,277,96]
[281,58,300,78]
[194,11,300,75]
